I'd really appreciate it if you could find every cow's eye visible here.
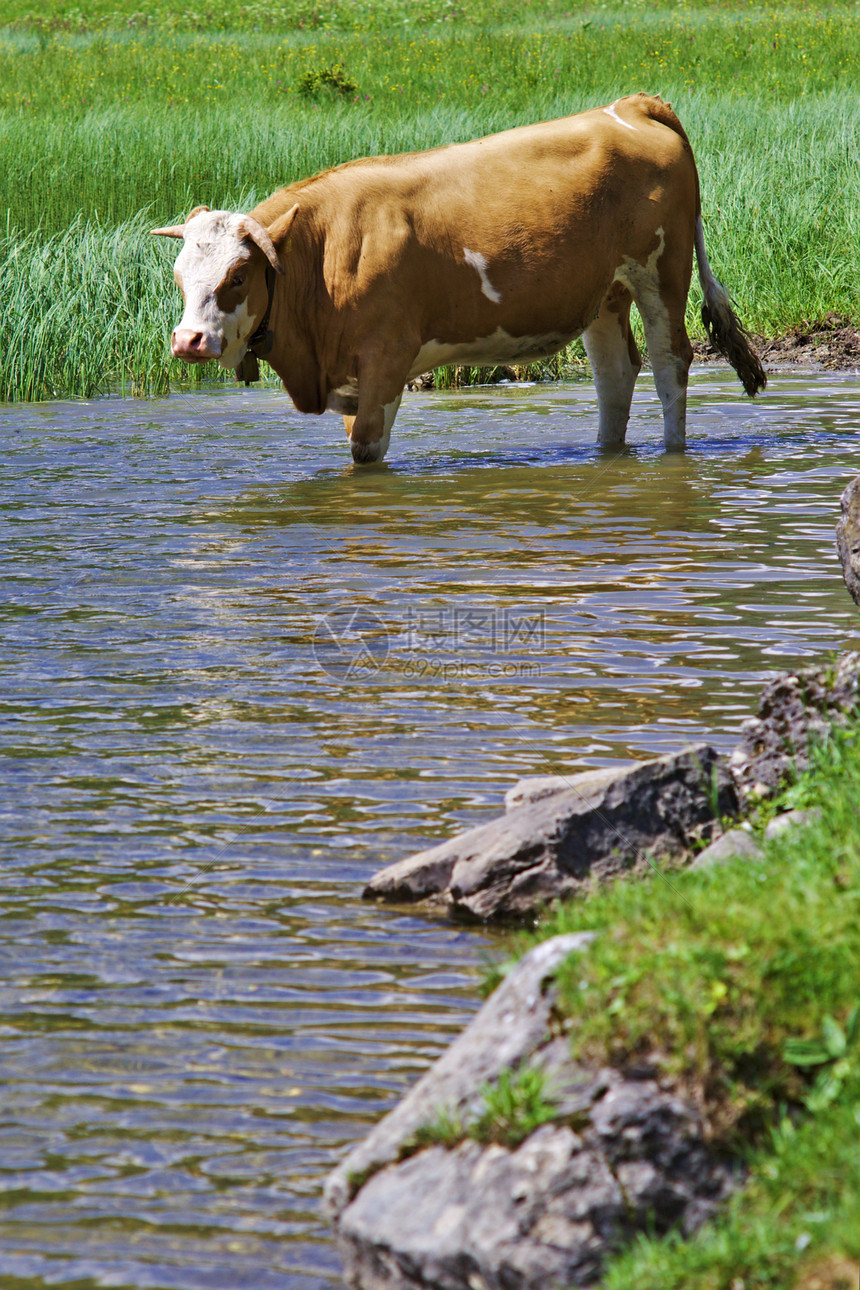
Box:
[230,271,246,288]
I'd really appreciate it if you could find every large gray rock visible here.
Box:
[729,653,860,795]
[324,934,595,1220]
[836,475,860,611]
[365,745,737,920]
[504,774,572,811]
[327,936,737,1290]
[503,762,637,812]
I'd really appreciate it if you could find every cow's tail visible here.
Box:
[639,96,766,396]
[694,216,766,396]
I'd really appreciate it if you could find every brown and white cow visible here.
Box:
[153,94,765,463]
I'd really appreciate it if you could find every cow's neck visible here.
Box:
[264,239,327,416]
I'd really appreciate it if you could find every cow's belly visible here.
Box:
[409,326,578,378]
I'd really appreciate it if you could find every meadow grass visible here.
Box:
[0,215,203,400]
[1,2,858,399]
[2,0,838,34]
[2,87,855,401]
[3,7,855,118]
[506,723,860,1285]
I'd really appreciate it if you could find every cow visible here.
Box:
[152,94,766,463]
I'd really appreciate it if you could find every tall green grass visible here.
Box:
[1,2,858,400]
[2,89,856,401]
[3,89,859,263]
[0,215,197,400]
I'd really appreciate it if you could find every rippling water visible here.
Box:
[1,369,859,1287]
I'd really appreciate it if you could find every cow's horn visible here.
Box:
[237,215,285,275]
[151,205,211,238]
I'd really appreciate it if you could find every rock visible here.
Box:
[324,934,596,1221]
[764,808,820,841]
[327,935,737,1290]
[336,1129,623,1290]
[503,763,637,812]
[504,774,573,811]
[689,827,764,871]
[729,654,860,795]
[365,745,738,921]
[836,476,860,611]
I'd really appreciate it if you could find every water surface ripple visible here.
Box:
[1,370,859,1287]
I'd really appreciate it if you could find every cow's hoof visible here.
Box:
[350,437,385,464]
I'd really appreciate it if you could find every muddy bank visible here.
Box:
[694,313,860,372]
[407,314,860,391]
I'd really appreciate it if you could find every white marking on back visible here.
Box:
[603,100,636,131]
[463,248,503,304]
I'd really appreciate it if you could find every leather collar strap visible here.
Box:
[248,265,276,356]
[236,266,276,386]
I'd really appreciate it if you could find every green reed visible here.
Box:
[1,4,858,399]
[0,215,194,400]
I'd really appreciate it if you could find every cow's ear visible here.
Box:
[269,203,300,259]
[237,214,285,276]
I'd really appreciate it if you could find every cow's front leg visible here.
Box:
[347,344,414,464]
[343,392,402,464]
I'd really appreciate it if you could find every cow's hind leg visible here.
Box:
[582,283,641,449]
[622,247,693,452]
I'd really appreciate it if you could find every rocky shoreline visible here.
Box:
[326,935,739,1290]
[324,480,860,1289]
[362,650,860,925]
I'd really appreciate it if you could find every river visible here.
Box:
[1,368,858,1287]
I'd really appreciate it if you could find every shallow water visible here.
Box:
[1,368,859,1288]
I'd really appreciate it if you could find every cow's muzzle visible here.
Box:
[171,329,222,362]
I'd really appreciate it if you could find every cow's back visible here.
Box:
[251,94,699,375]
[254,93,695,264]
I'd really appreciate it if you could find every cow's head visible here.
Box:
[151,204,297,369]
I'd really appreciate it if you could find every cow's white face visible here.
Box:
[152,206,284,370]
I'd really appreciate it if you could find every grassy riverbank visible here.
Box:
[1,0,858,399]
[506,724,860,1287]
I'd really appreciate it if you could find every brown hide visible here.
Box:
[156,93,764,460]
[252,94,698,418]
